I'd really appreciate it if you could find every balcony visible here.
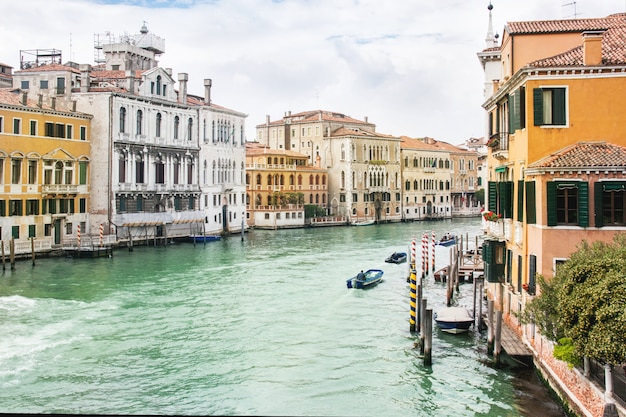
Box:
[42,184,78,194]
[488,132,509,161]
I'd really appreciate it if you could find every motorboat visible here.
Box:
[188,234,221,243]
[434,307,474,334]
[346,269,384,289]
[351,219,375,226]
[436,233,457,247]
[385,252,407,264]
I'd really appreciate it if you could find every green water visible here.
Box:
[0,219,566,416]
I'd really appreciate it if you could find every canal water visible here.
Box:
[0,218,567,416]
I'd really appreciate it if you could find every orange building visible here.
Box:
[245,142,327,228]
[479,11,626,416]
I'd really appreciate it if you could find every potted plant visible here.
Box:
[482,210,501,222]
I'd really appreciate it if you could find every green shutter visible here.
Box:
[578,181,589,227]
[79,162,87,185]
[0,200,5,217]
[547,182,557,226]
[496,106,500,133]
[503,181,513,219]
[554,88,566,125]
[520,86,526,129]
[508,93,515,134]
[488,181,497,212]
[594,181,604,228]
[533,88,544,126]
[525,181,536,224]
[517,180,524,222]
[513,90,521,131]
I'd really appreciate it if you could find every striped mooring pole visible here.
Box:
[409,238,417,332]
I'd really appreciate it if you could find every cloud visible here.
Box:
[1,0,623,143]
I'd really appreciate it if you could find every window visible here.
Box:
[137,110,143,135]
[79,161,87,184]
[13,118,21,134]
[26,199,39,215]
[30,120,37,136]
[547,181,588,227]
[56,77,65,94]
[595,182,626,226]
[66,222,73,235]
[21,80,29,89]
[80,126,86,141]
[135,155,144,183]
[66,125,72,139]
[79,198,86,213]
[29,224,36,238]
[11,159,21,184]
[174,116,179,139]
[56,123,65,138]
[119,107,127,133]
[0,200,5,216]
[9,200,23,216]
[155,158,165,184]
[0,116,3,132]
[45,122,54,137]
[187,118,193,141]
[12,225,19,239]
[40,80,48,89]
[533,87,566,126]
[508,87,526,132]
[28,160,37,184]
[173,158,180,184]
[156,113,162,137]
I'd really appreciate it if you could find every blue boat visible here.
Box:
[188,234,221,243]
[434,307,474,334]
[385,252,407,264]
[346,269,384,289]
[436,233,457,247]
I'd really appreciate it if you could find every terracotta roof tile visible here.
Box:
[528,141,626,168]
[400,136,472,153]
[257,110,372,127]
[331,126,395,139]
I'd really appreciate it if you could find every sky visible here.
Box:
[1,0,623,144]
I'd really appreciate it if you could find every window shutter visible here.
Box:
[554,88,566,125]
[517,180,524,222]
[504,181,513,219]
[488,181,497,212]
[508,93,515,134]
[547,181,557,226]
[533,88,544,126]
[525,181,536,224]
[594,181,604,227]
[520,86,526,129]
[578,181,589,227]
[513,90,521,131]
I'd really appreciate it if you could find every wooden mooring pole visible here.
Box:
[420,298,427,355]
[487,299,494,354]
[423,309,433,367]
[10,238,16,270]
[494,310,503,366]
[1,240,5,270]
[30,237,35,266]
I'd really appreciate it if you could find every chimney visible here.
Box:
[21,92,27,106]
[178,73,188,104]
[364,116,368,123]
[38,94,43,108]
[51,97,56,110]
[165,68,172,77]
[79,64,91,93]
[126,70,135,94]
[266,115,270,125]
[583,31,604,66]
[204,78,212,105]
[72,101,77,112]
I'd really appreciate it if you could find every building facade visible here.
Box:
[480,9,626,415]
[11,25,247,243]
[0,88,92,253]
[245,143,327,228]
[256,110,402,223]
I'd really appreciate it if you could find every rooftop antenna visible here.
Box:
[562,2,579,18]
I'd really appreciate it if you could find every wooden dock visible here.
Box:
[499,321,532,357]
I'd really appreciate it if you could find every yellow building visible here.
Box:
[245,142,327,228]
[0,88,92,254]
[480,11,626,415]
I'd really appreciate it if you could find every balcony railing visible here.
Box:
[488,131,509,151]
[42,184,78,194]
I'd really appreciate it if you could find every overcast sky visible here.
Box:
[1,0,623,143]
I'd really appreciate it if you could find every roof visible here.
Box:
[506,13,626,67]
[400,136,474,154]
[0,87,84,113]
[528,141,626,169]
[257,109,373,128]
[15,63,80,74]
[331,126,396,139]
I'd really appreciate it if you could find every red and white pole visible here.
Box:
[431,230,436,273]
[99,224,104,247]
[77,224,81,247]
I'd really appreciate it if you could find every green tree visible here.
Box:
[520,234,626,366]
[475,188,485,206]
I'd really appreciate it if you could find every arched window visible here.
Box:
[173,156,180,184]
[256,174,261,185]
[156,75,162,95]
[156,113,162,137]
[341,144,345,160]
[174,116,180,139]
[341,171,345,189]
[187,118,193,141]
[54,161,63,184]
[119,107,127,133]
[212,120,216,142]
[136,110,143,135]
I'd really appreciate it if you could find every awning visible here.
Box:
[494,166,507,173]
[603,182,626,191]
